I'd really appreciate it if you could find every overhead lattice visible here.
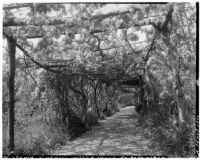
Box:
[3,3,173,86]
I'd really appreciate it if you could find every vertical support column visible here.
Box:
[7,36,16,153]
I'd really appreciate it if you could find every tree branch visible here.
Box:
[122,29,137,54]
[90,33,105,61]
[23,55,38,85]
[143,35,156,63]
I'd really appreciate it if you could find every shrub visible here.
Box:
[140,109,195,157]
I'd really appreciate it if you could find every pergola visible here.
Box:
[3,3,174,153]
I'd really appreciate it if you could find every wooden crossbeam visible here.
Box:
[3,3,33,10]
[3,4,167,40]
[3,5,164,27]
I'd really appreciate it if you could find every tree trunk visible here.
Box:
[175,71,186,124]
[157,4,187,125]
[93,81,100,117]
[168,46,186,125]
[7,37,16,153]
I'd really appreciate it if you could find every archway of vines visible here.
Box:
[3,3,196,155]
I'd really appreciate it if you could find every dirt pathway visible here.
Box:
[49,106,154,156]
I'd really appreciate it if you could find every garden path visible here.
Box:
[50,106,155,156]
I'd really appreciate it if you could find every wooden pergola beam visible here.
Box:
[3,8,133,27]
[3,22,153,39]
[3,3,33,10]
[3,5,164,27]
[3,17,78,27]
[3,3,167,40]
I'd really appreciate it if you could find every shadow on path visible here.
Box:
[49,106,155,155]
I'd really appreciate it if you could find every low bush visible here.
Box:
[3,118,68,156]
[139,109,196,157]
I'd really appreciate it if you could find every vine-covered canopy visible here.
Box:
[3,3,177,85]
[3,3,196,155]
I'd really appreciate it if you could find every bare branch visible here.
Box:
[143,36,156,63]
[23,55,38,85]
[90,33,105,60]
[122,29,137,54]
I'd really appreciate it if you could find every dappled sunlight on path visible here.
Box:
[50,106,154,155]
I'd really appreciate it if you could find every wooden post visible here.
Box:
[7,36,16,153]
